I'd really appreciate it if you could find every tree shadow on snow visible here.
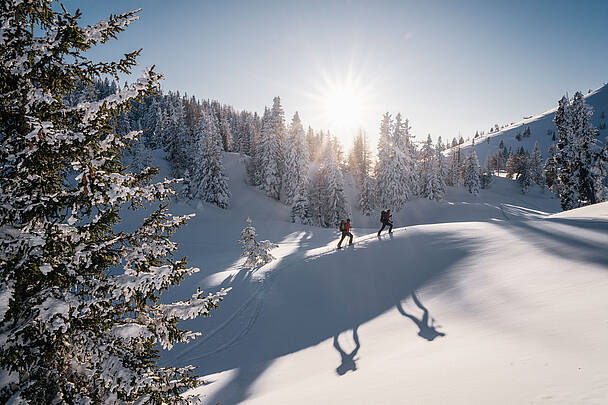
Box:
[396,292,445,341]
[501,218,608,269]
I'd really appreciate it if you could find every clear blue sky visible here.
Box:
[68,0,608,146]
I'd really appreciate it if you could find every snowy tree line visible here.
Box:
[481,92,608,205]
[550,92,608,209]
[68,77,266,209]
[244,97,350,227]
[102,76,608,223]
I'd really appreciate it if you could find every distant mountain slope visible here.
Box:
[457,83,608,164]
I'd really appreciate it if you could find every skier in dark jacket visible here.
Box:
[377,209,393,236]
[338,219,353,248]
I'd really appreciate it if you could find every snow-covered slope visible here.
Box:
[458,83,608,164]
[148,152,608,404]
[547,201,608,220]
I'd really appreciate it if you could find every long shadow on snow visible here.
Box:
[333,326,361,375]
[500,218,608,268]
[396,292,446,342]
[200,229,476,405]
[543,217,608,230]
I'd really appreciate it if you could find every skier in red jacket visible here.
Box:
[338,218,353,248]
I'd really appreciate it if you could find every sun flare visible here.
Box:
[305,63,380,143]
[322,85,365,130]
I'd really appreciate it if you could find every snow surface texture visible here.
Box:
[460,83,608,164]
[143,151,608,404]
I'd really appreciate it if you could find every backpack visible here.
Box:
[380,210,386,222]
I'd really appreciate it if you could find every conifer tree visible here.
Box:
[594,140,608,202]
[359,173,376,216]
[189,113,231,208]
[270,96,287,192]
[530,141,545,189]
[248,107,270,186]
[150,98,166,149]
[347,129,372,184]
[305,126,317,161]
[239,218,278,268]
[505,152,518,179]
[463,150,481,195]
[436,136,445,152]
[283,112,310,205]
[164,101,190,177]
[394,114,417,201]
[419,135,445,201]
[436,144,449,188]
[257,106,281,199]
[0,3,227,403]
[290,181,312,225]
[314,143,350,227]
[517,154,532,193]
[545,144,560,195]
[219,116,232,152]
[376,113,411,210]
[569,92,603,204]
[375,113,394,208]
[446,147,462,187]
[553,95,580,208]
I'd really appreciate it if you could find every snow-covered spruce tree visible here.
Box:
[545,144,560,195]
[290,181,312,225]
[553,95,581,209]
[219,116,232,152]
[239,218,279,268]
[376,113,410,210]
[375,113,394,208]
[393,114,416,202]
[359,173,376,216]
[270,96,287,195]
[347,129,372,184]
[436,143,449,188]
[463,150,481,195]
[419,135,445,201]
[247,106,270,186]
[446,147,462,187]
[594,139,608,202]
[257,106,282,199]
[569,92,604,205]
[530,141,545,189]
[164,101,191,178]
[0,3,228,403]
[189,112,231,208]
[517,153,532,194]
[316,143,350,227]
[283,112,310,205]
[505,151,518,179]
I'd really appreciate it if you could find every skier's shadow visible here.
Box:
[396,292,445,341]
[333,326,361,375]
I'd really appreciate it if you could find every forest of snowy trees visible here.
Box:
[64,34,608,224]
[82,74,608,228]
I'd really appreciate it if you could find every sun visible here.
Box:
[322,84,365,131]
[304,63,379,143]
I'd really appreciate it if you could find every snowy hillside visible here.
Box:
[458,83,608,164]
[152,152,608,404]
